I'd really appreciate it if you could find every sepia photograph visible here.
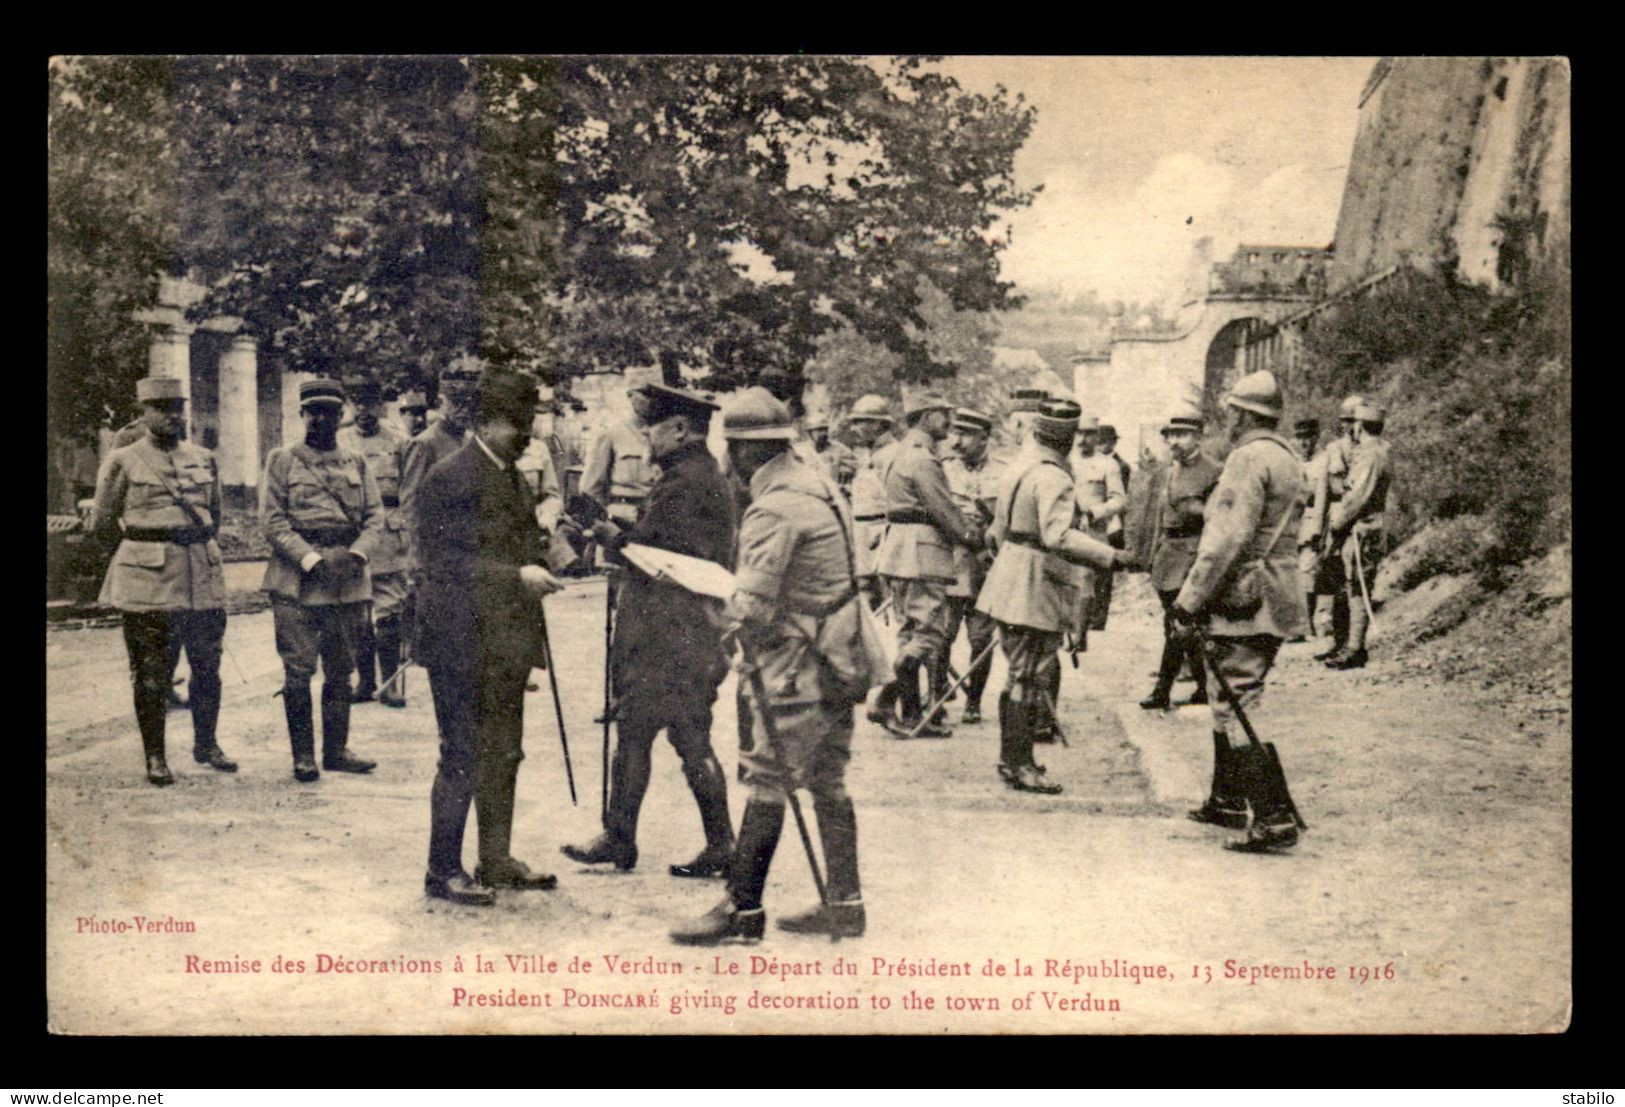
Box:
[45,54,1572,1036]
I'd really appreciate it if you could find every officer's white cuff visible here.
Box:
[300,552,322,572]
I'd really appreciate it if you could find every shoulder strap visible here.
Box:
[126,446,210,530]
[290,444,362,527]
[1004,458,1067,531]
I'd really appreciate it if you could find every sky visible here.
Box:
[935,56,1378,308]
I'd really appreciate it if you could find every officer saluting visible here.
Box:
[337,376,412,707]
[671,389,868,944]
[977,399,1130,793]
[870,390,981,738]
[87,376,236,785]
[564,384,738,878]
[260,378,384,783]
[1168,371,1309,852]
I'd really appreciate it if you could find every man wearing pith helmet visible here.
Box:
[86,375,237,786]
[1168,370,1309,852]
[671,387,868,944]
[870,388,982,738]
[976,398,1130,793]
[1325,401,1392,670]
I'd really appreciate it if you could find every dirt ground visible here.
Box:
[44,571,1570,1035]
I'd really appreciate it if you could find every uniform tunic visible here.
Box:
[876,427,979,667]
[582,418,658,524]
[940,451,1004,702]
[1297,447,1333,594]
[1073,450,1128,631]
[1148,453,1224,594]
[1329,435,1392,651]
[849,438,892,580]
[338,423,412,618]
[733,450,861,797]
[1173,429,1308,733]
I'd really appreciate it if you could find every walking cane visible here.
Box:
[735,638,835,940]
[1194,634,1307,830]
[537,600,578,805]
[903,637,999,740]
[601,579,615,819]
[1352,537,1378,635]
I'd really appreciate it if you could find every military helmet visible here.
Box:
[848,394,893,423]
[1339,394,1365,419]
[1224,371,1283,419]
[723,387,797,440]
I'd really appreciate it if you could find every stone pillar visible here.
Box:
[147,321,196,438]
[217,335,260,490]
[281,371,316,447]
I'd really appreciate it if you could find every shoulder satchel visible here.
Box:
[290,444,363,529]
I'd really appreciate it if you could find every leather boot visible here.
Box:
[893,658,950,738]
[1010,698,1062,794]
[995,692,1018,784]
[475,765,557,891]
[376,615,405,708]
[1225,745,1300,853]
[670,754,734,878]
[187,665,235,772]
[282,680,320,781]
[321,680,375,773]
[1188,732,1248,828]
[865,681,899,727]
[138,714,173,787]
[351,610,378,702]
[563,732,648,870]
[670,800,781,945]
[778,796,865,936]
[132,662,173,786]
[1315,595,1350,659]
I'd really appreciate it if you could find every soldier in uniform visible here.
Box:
[869,391,981,738]
[401,363,479,564]
[937,408,1004,724]
[398,390,430,439]
[108,409,189,706]
[337,377,412,707]
[671,389,867,944]
[1097,424,1134,560]
[977,399,1130,793]
[1072,416,1128,636]
[1140,409,1223,711]
[842,394,895,608]
[1308,395,1364,659]
[1293,417,1327,641]
[581,365,661,526]
[1325,403,1392,670]
[260,378,384,783]
[87,376,237,786]
[563,385,739,878]
[1168,371,1309,851]
[417,368,566,905]
[810,416,857,493]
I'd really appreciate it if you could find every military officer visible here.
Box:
[260,378,384,783]
[398,390,430,439]
[1325,403,1392,670]
[671,389,867,944]
[108,411,189,707]
[1169,371,1308,851]
[1073,416,1128,636]
[418,368,565,905]
[563,384,738,878]
[515,403,565,538]
[581,365,661,526]
[401,362,479,564]
[937,408,1004,724]
[977,400,1130,793]
[1308,395,1364,659]
[1140,409,1223,711]
[842,394,895,607]
[337,377,413,707]
[810,416,857,494]
[1293,417,1328,641]
[870,390,982,738]
[87,376,236,786]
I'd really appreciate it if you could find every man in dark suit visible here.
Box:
[417,365,565,906]
[563,384,739,878]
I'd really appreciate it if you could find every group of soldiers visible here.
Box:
[83,353,1391,945]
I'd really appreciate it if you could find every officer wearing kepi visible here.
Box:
[1168,370,1309,852]
[1140,407,1222,711]
[261,378,384,783]
[1325,402,1392,670]
[87,376,236,785]
[398,390,430,439]
[938,408,1004,724]
[870,390,981,738]
[671,389,869,944]
[977,399,1130,793]
[563,384,738,878]
[581,365,662,526]
[338,375,413,707]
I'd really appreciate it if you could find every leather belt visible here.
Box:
[886,509,936,525]
[609,494,644,505]
[853,514,884,523]
[1163,525,1203,539]
[296,526,361,547]
[124,525,212,545]
[380,495,401,508]
[1004,531,1043,549]
[786,587,858,618]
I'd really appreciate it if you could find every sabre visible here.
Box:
[735,637,834,940]
[1352,536,1378,633]
[537,599,578,805]
[601,578,615,818]
[902,637,999,740]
